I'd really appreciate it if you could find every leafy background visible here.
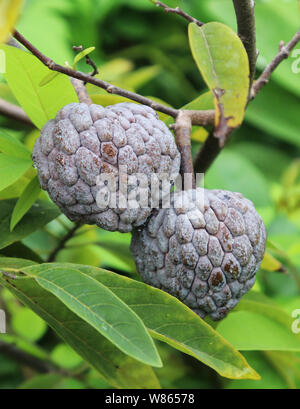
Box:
[0,0,299,389]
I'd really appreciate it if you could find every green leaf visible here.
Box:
[91,94,133,106]
[39,71,60,87]
[25,265,162,368]
[201,0,300,97]
[0,0,24,43]
[183,90,215,111]
[0,199,60,250]
[0,154,32,192]
[123,65,160,90]
[245,82,300,147]
[73,46,95,68]
[205,150,271,207]
[16,0,74,64]
[0,242,43,263]
[264,351,300,389]
[10,176,41,231]
[66,264,259,380]
[0,258,160,389]
[0,45,79,129]
[12,307,47,342]
[217,310,300,351]
[51,344,83,370]
[225,351,287,389]
[0,130,31,159]
[188,22,249,132]
[217,291,300,351]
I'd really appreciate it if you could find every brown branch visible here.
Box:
[233,0,257,86]
[47,223,81,262]
[0,98,34,126]
[174,111,195,189]
[13,30,179,118]
[188,110,215,126]
[155,1,204,27]
[12,30,216,127]
[73,45,99,77]
[194,132,220,175]
[251,29,300,99]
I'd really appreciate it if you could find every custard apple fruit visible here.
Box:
[131,188,266,320]
[32,102,180,232]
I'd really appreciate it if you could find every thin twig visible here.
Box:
[233,0,257,86]
[251,29,300,99]
[0,340,61,374]
[0,98,34,126]
[155,1,204,26]
[13,30,179,118]
[12,30,216,126]
[174,111,195,189]
[73,45,99,78]
[47,223,81,262]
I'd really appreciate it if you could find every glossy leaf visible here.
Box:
[0,199,60,250]
[188,22,249,132]
[51,344,83,369]
[0,130,31,159]
[67,264,259,380]
[0,44,78,129]
[10,176,41,231]
[0,154,32,192]
[123,65,160,90]
[217,310,300,351]
[225,351,287,389]
[25,265,162,368]
[0,258,160,389]
[264,351,300,389]
[205,150,271,207]
[182,90,214,111]
[245,81,300,147]
[12,307,47,342]
[0,241,43,263]
[0,0,23,43]
[201,0,300,97]
[39,71,60,87]
[217,291,300,352]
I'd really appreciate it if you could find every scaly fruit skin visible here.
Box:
[33,102,180,232]
[131,188,266,320]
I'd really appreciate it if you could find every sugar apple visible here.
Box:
[131,188,266,320]
[32,102,180,232]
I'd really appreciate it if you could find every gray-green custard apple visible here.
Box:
[33,102,180,232]
[131,188,266,320]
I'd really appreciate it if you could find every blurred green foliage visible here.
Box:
[0,0,299,389]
